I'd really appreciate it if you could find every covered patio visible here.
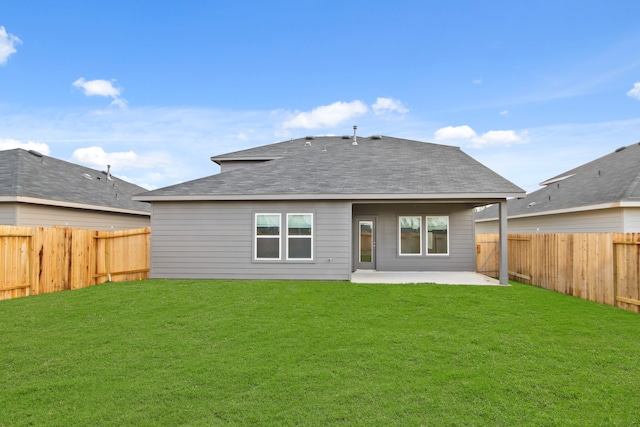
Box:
[351,270,503,286]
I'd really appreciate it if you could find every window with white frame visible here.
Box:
[255,213,281,260]
[427,216,449,255]
[287,213,313,259]
[399,216,422,255]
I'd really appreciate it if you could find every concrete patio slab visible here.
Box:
[350,270,504,286]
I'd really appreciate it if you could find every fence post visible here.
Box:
[498,201,509,285]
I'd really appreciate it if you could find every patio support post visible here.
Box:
[498,200,508,285]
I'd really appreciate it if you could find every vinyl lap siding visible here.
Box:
[0,204,17,225]
[15,204,150,230]
[476,208,625,234]
[622,207,640,232]
[353,203,476,272]
[150,200,352,280]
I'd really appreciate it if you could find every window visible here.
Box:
[398,215,450,256]
[427,216,449,255]
[287,213,313,260]
[255,214,281,260]
[399,216,422,255]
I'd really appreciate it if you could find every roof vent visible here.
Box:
[341,135,351,140]
[527,202,536,208]
[304,140,312,146]
[82,173,92,180]
[370,135,383,140]
[615,146,627,153]
[28,149,43,157]
[352,125,358,146]
[305,136,315,140]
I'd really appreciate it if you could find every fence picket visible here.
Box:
[477,233,640,313]
[0,226,150,301]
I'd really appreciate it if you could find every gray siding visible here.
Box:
[353,203,476,272]
[476,208,626,234]
[15,204,150,230]
[475,220,498,234]
[149,200,352,280]
[0,203,17,225]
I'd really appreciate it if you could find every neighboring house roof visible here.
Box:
[135,135,524,201]
[476,142,640,221]
[0,148,151,214]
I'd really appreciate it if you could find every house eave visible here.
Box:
[0,196,151,216]
[134,192,525,203]
[210,155,283,165]
[475,201,640,222]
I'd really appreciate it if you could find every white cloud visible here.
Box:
[627,82,640,100]
[473,78,483,85]
[72,78,128,109]
[109,97,129,109]
[500,110,509,116]
[0,26,21,65]
[0,138,50,154]
[282,100,368,129]
[372,97,409,115]
[471,130,528,148]
[70,146,138,170]
[72,78,120,97]
[433,125,527,148]
[434,125,478,141]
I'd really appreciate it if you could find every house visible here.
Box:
[0,148,150,230]
[475,142,640,234]
[134,135,524,284]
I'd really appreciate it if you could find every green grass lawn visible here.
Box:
[1,279,639,426]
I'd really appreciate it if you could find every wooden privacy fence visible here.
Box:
[476,233,640,313]
[0,226,150,301]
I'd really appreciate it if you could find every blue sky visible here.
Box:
[2,1,640,191]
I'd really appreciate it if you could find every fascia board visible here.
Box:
[210,155,283,165]
[476,201,640,221]
[1,196,150,216]
[134,192,526,202]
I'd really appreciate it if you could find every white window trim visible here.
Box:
[398,215,423,256]
[426,215,449,256]
[286,213,314,261]
[254,213,281,260]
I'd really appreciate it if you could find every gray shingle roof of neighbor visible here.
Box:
[0,148,151,214]
[136,135,525,200]
[475,142,640,221]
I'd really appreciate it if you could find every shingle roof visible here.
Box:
[136,136,524,200]
[0,148,150,213]
[475,142,640,220]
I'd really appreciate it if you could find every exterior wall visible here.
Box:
[15,203,150,230]
[149,200,352,280]
[622,207,640,232]
[476,208,626,234]
[353,203,476,272]
[0,203,17,225]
